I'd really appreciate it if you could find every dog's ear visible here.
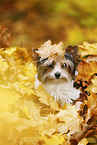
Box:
[65,45,78,54]
[65,45,80,66]
[65,52,73,62]
[32,48,40,63]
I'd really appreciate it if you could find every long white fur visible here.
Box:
[43,80,80,105]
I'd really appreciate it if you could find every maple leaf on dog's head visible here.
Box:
[35,40,64,59]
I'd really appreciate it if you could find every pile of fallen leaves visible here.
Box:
[0,25,97,145]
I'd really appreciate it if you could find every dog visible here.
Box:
[32,40,80,105]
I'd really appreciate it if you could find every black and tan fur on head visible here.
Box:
[32,45,79,84]
[32,48,40,63]
[65,45,80,66]
[65,45,80,76]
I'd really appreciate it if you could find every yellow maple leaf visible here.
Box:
[15,118,42,132]
[78,42,97,58]
[78,138,88,145]
[39,114,59,136]
[20,136,39,145]
[86,76,97,93]
[0,111,18,123]
[8,61,37,95]
[16,81,35,95]
[56,105,83,135]
[3,47,17,55]
[36,85,59,111]
[40,134,65,145]
[0,120,16,145]
[91,76,97,93]
[24,62,37,79]
[0,86,21,110]
[0,55,8,75]
[14,99,42,132]
[4,47,28,61]
[17,100,41,120]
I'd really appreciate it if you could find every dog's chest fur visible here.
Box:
[43,80,80,105]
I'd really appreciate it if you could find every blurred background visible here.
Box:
[1,0,97,52]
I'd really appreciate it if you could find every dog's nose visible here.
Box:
[55,72,61,79]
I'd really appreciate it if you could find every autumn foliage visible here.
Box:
[1,0,97,49]
[0,25,97,145]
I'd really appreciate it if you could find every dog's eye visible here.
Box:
[62,63,67,68]
[49,63,54,68]
[48,61,55,68]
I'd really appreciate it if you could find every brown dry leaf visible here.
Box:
[70,124,93,143]
[85,93,97,123]
[0,24,12,48]
[75,61,97,82]
[87,93,97,109]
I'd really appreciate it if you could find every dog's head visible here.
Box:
[32,42,79,84]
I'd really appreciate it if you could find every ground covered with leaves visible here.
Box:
[0,25,97,145]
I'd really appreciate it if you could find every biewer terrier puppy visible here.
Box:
[32,40,80,105]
